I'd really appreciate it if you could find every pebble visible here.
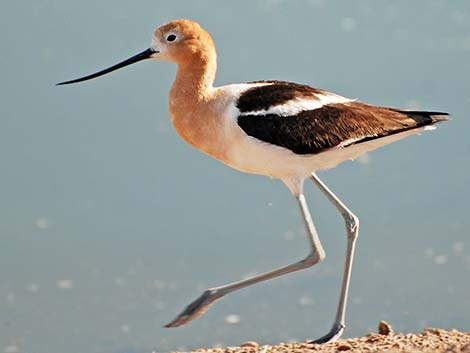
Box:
[240,341,259,348]
[337,344,352,351]
[378,320,394,336]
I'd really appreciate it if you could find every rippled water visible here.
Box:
[1,1,469,353]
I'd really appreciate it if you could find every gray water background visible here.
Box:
[1,1,470,352]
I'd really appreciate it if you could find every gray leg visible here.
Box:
[309,173,359,344]
[165,193,326,328]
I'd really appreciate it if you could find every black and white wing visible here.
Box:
[236,80,449,155]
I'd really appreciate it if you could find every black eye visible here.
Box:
[166,34,176,42]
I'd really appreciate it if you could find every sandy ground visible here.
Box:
[169,322,470,353]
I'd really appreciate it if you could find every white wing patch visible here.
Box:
[239,92,354,117]
[219,82,272,98]
[220,81,354,124]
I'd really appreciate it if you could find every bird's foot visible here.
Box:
[165,289,222,328]
[309,322,345,344]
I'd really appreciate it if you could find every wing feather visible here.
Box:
[236,83,448,155]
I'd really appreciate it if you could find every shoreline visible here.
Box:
[167,322,470,353]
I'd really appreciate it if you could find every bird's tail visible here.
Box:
[390,109,451,124]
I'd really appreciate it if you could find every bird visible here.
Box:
[57,19,449,343]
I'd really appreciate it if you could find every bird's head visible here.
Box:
[57,19,215,85]
[151,19,215,66]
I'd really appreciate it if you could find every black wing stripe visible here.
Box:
[236,80,325,113]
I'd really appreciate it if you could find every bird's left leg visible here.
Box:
[165,181,326,328]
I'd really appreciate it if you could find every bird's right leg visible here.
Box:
[308,173,359,344]
[165,192,326,328]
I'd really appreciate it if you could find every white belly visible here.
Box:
[223,124,432,180]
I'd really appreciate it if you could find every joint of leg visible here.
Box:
[344,213,359,239]
[299,251,325,268]
[205,288,222,299]
[333,321,346,330]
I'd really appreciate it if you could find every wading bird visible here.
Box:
[58,19,449,343]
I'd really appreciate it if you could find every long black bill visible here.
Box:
[57,48,156,86]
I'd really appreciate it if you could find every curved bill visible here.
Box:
[57,48,156,86]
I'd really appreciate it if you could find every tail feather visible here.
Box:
[390,109,451,123]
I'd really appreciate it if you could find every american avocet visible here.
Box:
[58,19,449,343]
